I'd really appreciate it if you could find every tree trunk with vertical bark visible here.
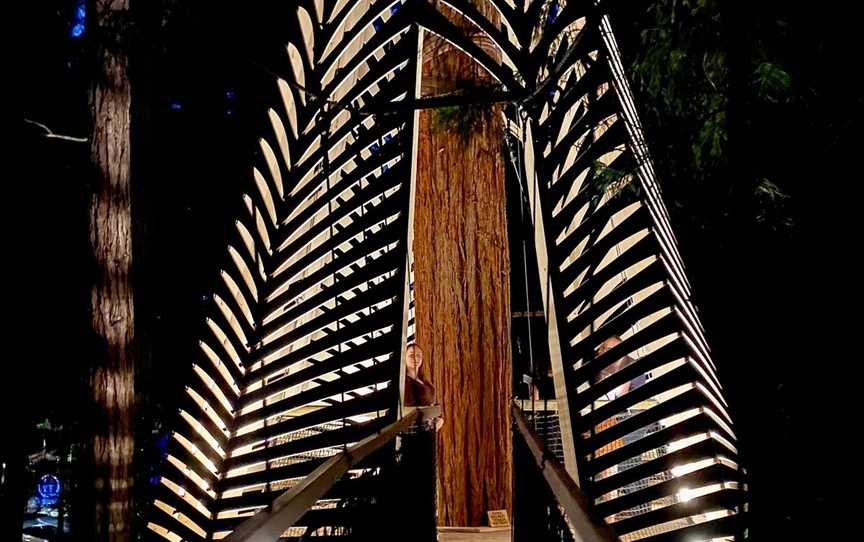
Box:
[87,1,135,540]
[414,23,512,526]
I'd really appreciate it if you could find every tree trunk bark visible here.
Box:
[414,29,512,527]
[87,1,135,541]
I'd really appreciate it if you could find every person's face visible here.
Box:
[406,345,424,373]
[596,336,622,356]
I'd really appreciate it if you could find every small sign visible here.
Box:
[487,509,510,527]
[522,374,533,385]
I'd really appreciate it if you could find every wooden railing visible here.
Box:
[221,403,613,542]
[223,406,440,542]
[512,403,620,542]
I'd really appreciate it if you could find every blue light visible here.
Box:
[373,17,383,33]
[156,433,170,452]
[37,475,62,506]
[170,101,183,112]
[390,3,401,16]
[547,2,560,25]
[70,0,86,38]
[225,89,236,100]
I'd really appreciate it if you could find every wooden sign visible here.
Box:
[487,509,510,527]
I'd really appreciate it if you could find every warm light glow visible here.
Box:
[677,486,695,503]
[173,432,219,475]
[165,455,215,498]
[153,499,207,538]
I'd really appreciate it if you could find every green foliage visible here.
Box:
[628,0,798,234]
[433,103,491,139]
[632,0,729,172]
[754,178,793,230]
[589,162,640,205]
[752,62,793,103]
[431,80,495,140]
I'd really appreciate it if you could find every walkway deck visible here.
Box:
[438,527,511,542]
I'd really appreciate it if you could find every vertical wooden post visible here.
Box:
[520,121,580,483]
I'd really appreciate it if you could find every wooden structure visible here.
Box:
[146,2,747,541]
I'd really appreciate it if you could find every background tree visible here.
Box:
[613,0,858,537]
[84,1,136,541]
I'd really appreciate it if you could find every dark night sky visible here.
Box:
[12,1,856,539]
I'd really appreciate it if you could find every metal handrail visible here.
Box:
[223,406,441,542]
[512,402,620,542]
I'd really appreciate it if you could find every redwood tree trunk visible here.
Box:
[414,29,512,526]
[88,1,135,540]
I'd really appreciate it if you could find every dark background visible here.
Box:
[613,3,856,539]
[10,1,856,539]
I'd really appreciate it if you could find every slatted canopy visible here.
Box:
[147,1,747,541]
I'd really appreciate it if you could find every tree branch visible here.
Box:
[24,118,88,143]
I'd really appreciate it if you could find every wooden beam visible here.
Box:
[520,119,580,482]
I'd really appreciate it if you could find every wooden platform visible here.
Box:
[438,526,511,542]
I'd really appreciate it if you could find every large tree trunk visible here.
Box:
[413,27,512,526]
[87,1,135,540]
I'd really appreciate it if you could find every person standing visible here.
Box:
[404,343,436,407]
